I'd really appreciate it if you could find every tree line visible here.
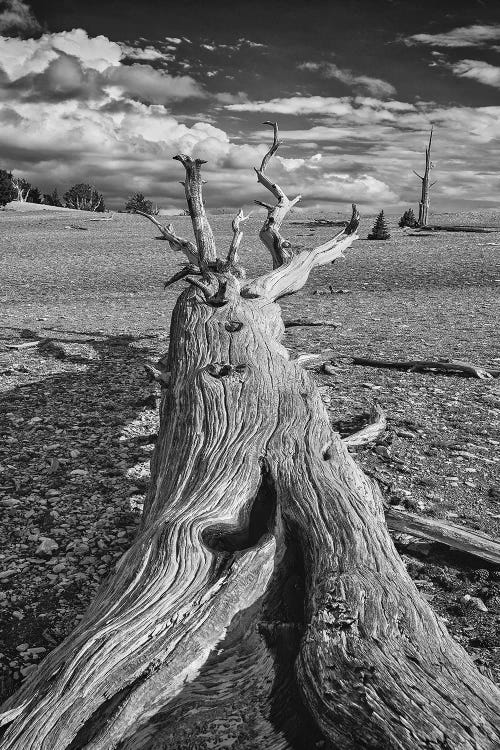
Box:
[0,170,165,216]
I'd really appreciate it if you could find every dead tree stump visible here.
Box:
[414,128,436,228]
[0,124,498,750]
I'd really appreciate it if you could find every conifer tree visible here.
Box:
[398,208,417,228]
[368,209,391,240]
[0,169,15,207]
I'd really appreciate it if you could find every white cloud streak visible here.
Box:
[300,62,396,98]
[405,24,500,48]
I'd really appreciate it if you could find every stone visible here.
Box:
[35,537,59,556]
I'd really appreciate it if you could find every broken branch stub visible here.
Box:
[173,154,217,267]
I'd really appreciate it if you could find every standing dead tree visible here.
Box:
[414,128,436,227]
[11,177,31,203]
[1,123,499,750]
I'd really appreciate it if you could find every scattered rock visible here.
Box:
[461,594,488,612]
[35,538,59,557]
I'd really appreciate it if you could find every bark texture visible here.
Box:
[1,130,499,750]
[414,129,435,228]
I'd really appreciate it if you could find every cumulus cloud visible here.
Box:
[300,62,396,98]
[448,59,500,89]
[0,0,40,37]
[0,28,206,103]
[405,24,500,48]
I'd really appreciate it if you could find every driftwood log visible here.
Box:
[352,356,499,379]
[1,123,499,750]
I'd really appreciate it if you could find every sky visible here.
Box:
[0,0,499,213]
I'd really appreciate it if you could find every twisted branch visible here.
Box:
[243,203,360,301]
[134,211,198,265]
[226,208,251,267]
[254,121,301,269]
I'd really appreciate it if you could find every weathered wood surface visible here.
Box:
[385,507,500,566]
[1,128,499,750]
[342,403,387,447]
[353,356,499,379]
[414,128,435,227]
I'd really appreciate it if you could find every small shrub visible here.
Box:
[398,208,417,228]
[368,210,391,240]
[125,193,153,214]
[64,183,105,212]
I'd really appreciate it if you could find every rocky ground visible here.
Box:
[0,207,499,704]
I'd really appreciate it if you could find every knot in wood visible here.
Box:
[205,362,247,379]
[225,320,243,333]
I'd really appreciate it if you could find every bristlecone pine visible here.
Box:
[0,123,498,750]
[368,210,390,240]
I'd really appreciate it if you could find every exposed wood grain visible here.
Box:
[342,403,387,447]
[385,507,500,565]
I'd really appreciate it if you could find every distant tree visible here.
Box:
[64,183,105,212]
[368,210,391,240]
[398,208,417,228]
[12,176,32,202]
[125,192,153,214]
[27,186,42,204]
[0,169,15,207]
[43,188,63,207]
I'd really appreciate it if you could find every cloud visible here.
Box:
[0,28,206,103]
[0,0,40,37]
[226,95,415,121]
[405,24,500,48]
[300,62,396,98]
[448,59,500,89]
[117,42,174,64]
[105,63,205,103]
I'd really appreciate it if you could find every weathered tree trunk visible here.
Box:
[1,124,499,750]
[414,128,435,228]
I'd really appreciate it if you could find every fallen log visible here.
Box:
[385,507,500,566]
[1,123,499,750]
[417,225,500,233]
[284,319,341,328]
[353,356,499,379]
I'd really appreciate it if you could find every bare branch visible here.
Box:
[173,154,217,267]
[163,264,200,289]
[341,404,387,448]
[413,171,424,181]
[259,120,282,172]
[134,210,198,264]
[254,122,302,269]
[242,204,359,301]
[226,209,251,267]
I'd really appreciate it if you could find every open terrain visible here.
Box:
[0,205,499,706]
